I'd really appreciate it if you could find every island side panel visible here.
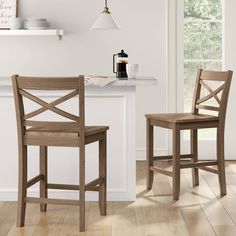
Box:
[85,86,136,201]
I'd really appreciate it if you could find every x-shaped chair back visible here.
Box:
[192,69,233,124]
[12,75,85,137]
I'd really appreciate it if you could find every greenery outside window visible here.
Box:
[184,0,223,140]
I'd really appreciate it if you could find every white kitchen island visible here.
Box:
[0,77,157,201]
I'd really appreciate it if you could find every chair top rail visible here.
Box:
[13,75,83,90]
[200,70,229,81]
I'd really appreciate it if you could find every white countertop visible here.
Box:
[106,77,157,86]
[0,76,157,87]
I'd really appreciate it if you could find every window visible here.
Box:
[184,0,223,140]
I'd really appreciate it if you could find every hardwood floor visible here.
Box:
[2,161,236,235]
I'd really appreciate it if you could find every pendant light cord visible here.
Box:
[103,0,110,13]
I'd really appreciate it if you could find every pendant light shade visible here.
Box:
[91,0,120,30]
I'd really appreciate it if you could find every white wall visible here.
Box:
[0,0,168,200]
[224,0,236,159]
[0,0,168,157]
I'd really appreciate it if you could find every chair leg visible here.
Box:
[191,129,199,187]
[40,146,48,212]
[99,132,107,216]
[146,118,154,190]
[79,145,86,232]
[17,145,27,227]
[173,125,181,200]
[217,127,227,196]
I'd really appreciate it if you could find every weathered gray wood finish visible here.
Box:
[12,75,109,232]
[146,69,233,200]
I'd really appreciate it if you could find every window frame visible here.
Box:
[175,0,225,158]
[183,0,224,141]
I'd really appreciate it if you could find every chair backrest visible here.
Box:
[192,69,233,125]
[12,75,85,139]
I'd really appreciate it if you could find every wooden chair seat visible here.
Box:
[25,123,109,146]
[146,113,218,124]
[26,122,109,137]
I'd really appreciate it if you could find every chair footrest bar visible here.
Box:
[150,166,173,177]
[199,166,219,174]
[46,178,103,192]
[86,186,99,191]
[153,154,193,161]
[25,197,80,206]
[27,174,44,188]
[47,183,80,191]
[180,161,218,169]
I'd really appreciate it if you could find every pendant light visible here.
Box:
[91,0,120,30]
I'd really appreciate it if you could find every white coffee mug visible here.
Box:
[126,64,139,79]
[9,17,22,30]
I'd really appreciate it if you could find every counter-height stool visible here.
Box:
[146,69,233,200]
[12,75,109,232]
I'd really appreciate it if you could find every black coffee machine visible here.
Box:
[113,50,128,79]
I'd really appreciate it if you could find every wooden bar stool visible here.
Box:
[146,69,233,200]
[12,75,109,232]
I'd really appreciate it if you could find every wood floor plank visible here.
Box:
[7,204,40,236]
[112,201,142,236]
[181,206,215,236]
[227,162,236,174]
[183,172,234,227]
[135,171,189,236]
[85,225,112,236]
[85,202,113,236]
[152,173,173,196]
[59,204,89,236]
[181,170,216,204]
[202,173,236,225]
[86,202,112,227]
[213,226,236,236]
[0,202,17,236]
[228,184,236,195]
[135,196,189,236]
[32,205,67,236]
[171,168,234,235]
[160,164,203,208]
